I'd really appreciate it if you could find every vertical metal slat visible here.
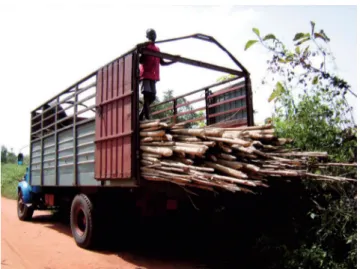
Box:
[173,99,177,123]
[40,106,44,186]
[73,86,78,186]
[55,97,59,186]
[205,88,210,125]
[245,75,254,126]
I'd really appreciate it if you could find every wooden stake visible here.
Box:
[140,146,173,157]
[205,161,248,179]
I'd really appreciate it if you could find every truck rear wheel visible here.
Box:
[70,194,95,249]
[17,190,34,221]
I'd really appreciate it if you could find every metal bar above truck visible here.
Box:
[141,49,245,77]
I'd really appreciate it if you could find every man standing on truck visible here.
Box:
[139,28,179,120]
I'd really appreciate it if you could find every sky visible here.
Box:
[0,2,357,154]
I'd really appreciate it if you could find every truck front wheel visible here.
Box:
[17,190,34,221]
[70,194,95,249]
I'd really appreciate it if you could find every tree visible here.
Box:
[244,22,357,269]
[1,146,7,163]
[6,148,17,164]
[1,146,27,164]
[245,22,356,162]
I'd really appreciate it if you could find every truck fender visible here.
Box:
[18,180,33,204]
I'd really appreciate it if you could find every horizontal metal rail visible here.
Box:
[57,159,95,168]
[207,85,243,99]
[58,154,74,160]
[58,150,94,161]
[150,76,239,109]
[77,93,96,105]
[31,118,95,143]
[176,97,204,109]
[180,116,206,125]
[208,106,246,119]
[94,131,133,143]
[151,105,173,116]
[153,33,249,74]
[77,104,96,115]
[97,92,132,107]
[152,97,205,117]
[142,49,244,77]
[32,73,97,113]
[209,118,247,128]
[77,131,96,140]
[208,95,246,108]
[31,82,96,123]
[176,106,206,117]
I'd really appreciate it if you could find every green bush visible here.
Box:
[245,22,357,269]
[1,163,26,199]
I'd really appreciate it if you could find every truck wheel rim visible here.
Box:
[75,208,86,236]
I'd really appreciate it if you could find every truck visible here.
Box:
[16,33,254,249]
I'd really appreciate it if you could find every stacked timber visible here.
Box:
[140,120,357,193]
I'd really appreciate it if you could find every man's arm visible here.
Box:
[139,54,145,64]
[160,55,180,66]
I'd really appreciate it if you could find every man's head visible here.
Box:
[146,28,157,42]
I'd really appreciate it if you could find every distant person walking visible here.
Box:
[139,28,179,120]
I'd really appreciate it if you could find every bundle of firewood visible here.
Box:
[140,120,357,193]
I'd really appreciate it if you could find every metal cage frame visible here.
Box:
[29,33,254,186]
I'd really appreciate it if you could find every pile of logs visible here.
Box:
[140,120,357,193]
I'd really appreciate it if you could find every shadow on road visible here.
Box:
[30,212,249,269]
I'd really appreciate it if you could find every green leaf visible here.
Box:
[268,82,285,102]
[311,21,315,35]
[295,37,311,46]
[278,58,287,63]
[314,32,330,42]
[244,40,258,50]
[303,45,310,57]
[263,34,276,41]
[310,213,316,219]
[295,46,300,55]
[312,76,319,85]
[320,29,330,41]
[252,28,260,36]
[293,32,305,41]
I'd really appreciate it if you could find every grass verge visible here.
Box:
[1,163,26,199]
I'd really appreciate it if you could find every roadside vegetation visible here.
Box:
[1,146,28,199]
[244,21,357,269]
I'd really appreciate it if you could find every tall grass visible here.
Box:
[1,163,26,199]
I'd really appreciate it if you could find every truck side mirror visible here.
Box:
[17,153,24,165]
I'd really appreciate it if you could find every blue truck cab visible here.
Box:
[17,164,42,220]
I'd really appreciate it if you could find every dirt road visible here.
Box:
[1,197,204,269]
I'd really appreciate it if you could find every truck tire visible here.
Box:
[17,190,34,221]
[70,194,95,249]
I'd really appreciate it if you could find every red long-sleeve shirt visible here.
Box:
[139,42,160,81]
